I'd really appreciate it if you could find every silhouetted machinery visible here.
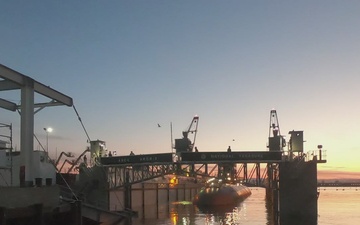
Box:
[268,109,304,154]
[174,115,199,153]
[268,109,286,151]
[288,130,304,152]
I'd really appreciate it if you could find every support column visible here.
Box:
[124,170,132,209]
[279,160,318,225]
[142,183,145,218]
[156,183,159,218]
[244,163,248,182]
[256,163,261,186]
[21,77,35,187]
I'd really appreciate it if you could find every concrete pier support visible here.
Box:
[278,160,318,225]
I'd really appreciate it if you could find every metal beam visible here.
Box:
[34,101,67,109]
[33,81,73,106]
[0,64,73,107]
[0,98,17,111]
[0,80,21,91]
[0,64,24,85]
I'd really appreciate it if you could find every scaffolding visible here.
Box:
[0,122,13,186]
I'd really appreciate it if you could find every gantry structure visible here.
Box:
[0,64,73,186]
[99,151,286,188]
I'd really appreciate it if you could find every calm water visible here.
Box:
[129,187,360,225]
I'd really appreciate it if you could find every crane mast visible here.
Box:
[174,115,199,153]
[268,109,286,151]
[185,115,199,151]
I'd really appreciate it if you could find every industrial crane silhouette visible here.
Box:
[174,115,199,152]
[268,109,286,151]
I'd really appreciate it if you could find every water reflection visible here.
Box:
[197,203,244,225]
[167,201,244,225]
[169,201,196,225]
[265,196,276,225]
[197,202,241,214]
[130,189,274,225]
[203,207,242,225]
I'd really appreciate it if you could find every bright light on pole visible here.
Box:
[43,127,53,153]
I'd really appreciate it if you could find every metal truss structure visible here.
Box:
[105,162,278,189]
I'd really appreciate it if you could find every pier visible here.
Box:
[95,148,326,224]
[91,110,327,225]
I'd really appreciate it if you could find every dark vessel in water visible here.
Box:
[193,178,251,208]
[193,178,251,210]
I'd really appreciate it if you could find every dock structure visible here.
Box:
[101,151,283,188]
[98,147,326,224]
[96,110,326,224]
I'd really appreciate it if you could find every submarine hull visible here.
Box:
[193,184,251,207]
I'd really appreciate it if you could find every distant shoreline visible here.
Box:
[317,182,360,187]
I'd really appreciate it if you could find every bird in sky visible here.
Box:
[157,123,161,128]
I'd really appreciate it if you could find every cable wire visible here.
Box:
[73,104,91,143]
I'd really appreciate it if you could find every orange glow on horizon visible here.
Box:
[317,170,360,180]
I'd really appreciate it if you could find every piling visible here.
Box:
[278,160,318,225]
[266,158,319,225]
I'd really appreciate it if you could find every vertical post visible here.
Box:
[167,183,170,214]
[43,127,52,156]
[176,184,179,201]
[156,183,159,218]
[10,123,13,186]
[124,170,132,210]
[21,77,35,187]
[191,163,194,177]
[189,186,192,200]
[256,163,261,186]
[217,164,221,178]
[244,163,248,183]
[142,182,145,219]
[273,188,279,224]
[113,168,116,189]
[183,183,186,201]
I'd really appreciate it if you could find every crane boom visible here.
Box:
[174,115,199,153]
[185,115,199,151]
[268,109,286,151]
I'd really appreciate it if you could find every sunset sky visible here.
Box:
[1,1,360,178]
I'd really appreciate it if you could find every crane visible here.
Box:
[184,115,199,151]
[268,109,286,151]
[55,151,75,169]
[174,115,199,152]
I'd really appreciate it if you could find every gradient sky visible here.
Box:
[1,1,360,177]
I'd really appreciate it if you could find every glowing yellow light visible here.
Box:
[169,176,178,187]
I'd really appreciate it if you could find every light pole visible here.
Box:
[43,127,53,153]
